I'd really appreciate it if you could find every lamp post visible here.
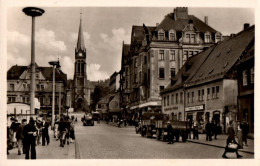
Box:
[23,7,44,116]
[49,60,60,129]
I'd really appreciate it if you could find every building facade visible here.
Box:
[161,25,254,133]
[120,7,224,120]
[7,63,67,119]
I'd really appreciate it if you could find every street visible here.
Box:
[74,119,254,159]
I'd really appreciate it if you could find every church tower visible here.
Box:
[73,13,88,112]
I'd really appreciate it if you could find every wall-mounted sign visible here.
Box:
[185,105,204,112]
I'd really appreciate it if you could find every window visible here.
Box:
[8,96,16,103]
[212,87,216,99]
[216,86,219,98]
[37,84,40,91]
[242,70,248,86]
[180,92,183,103]
[27,84,30,90]
[39,97,44,105]
[170,50,175,61]
[188,51,193,58]
[41,85,44,91]
[158,32,164,41]
[23,84,26,91]
[164,96,166,107]
[144,55,147,64]
[134,73,137,83]
[169,32,175,41]
[202,89,204,101]
[22,97,26,103]
[176,93,179,104]
[186,33,195,43]
[167,95,169,106]
[198,90,201,101]
[159,68,165,79]
[10,84,14,91]
[191,34,195,43]
[134,58,138,68]
[178,112,182,121]
[171,94,174,105]
[205,34,210,43]
[27,97,30,103]
[159,50,164,60]
[139,71,142,83]
[250,67,254,84]
[187,92,190,103]
[160,86,165,91]
[171,68,176,78]
[183,51,188,64]
[207,88,210,100]
[191,92,194,102]
[36,73,39,79]
[216,35,221,43]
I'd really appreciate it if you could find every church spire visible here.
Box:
[76,10,86,52]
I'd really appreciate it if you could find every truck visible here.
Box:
[138,112,191,142]
[155,120,191,142]
[81,113,94,126]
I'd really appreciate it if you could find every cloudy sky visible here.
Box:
[7,7,254,81]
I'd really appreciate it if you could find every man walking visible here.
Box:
[16,119,27,155]
[167,121,174,144]
[42,119,50,146]
[23,118,37,159]
[58,117,67,147]
[205,120,212,141]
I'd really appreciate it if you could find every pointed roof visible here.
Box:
[76,13,86,51]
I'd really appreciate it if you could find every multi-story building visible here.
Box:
[120,7,224,120]
[161,25,254,133]
[7,63,67,120]
[235,24,254,135]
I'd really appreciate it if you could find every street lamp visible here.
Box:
[49,60,60,129]
[23,7,45,116]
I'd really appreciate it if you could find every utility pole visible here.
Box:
[23,7,45,116]
[49,60,60,129]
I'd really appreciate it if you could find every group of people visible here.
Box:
[205,120,220,141]
[7,117,50,159]
[54,115,75,147]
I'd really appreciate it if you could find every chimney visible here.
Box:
[244,23,250,30]
[204,16,208,25]
[173,7,188,20]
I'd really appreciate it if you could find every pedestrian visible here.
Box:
[54,119,59,141]
[7,126,11,155]
[187,119,192,139]
[69,120,75,143]
[222,120,242,159]
[16,119,27,155]
[205,120,212,141]
[35,117,42,145]
[42,119,50,146]
[237,122,243,149]
[58,117,67,147]
[65,116,71,145]
[212,120,218,139]
[193,120,199,140]
[241,120,249,146]
[167,121,174,144]
[10,118,18,148]
[23,118,38,159]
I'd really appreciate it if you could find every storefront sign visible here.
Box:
[185,105,204,112]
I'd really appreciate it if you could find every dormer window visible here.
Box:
[158,29,165,41]
[169,30,176,41]
[215,32,222,43]
[205,32,211,43]
[186,33,195,43]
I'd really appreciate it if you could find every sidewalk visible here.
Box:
[7,128,76,159]
[187,134,254,154]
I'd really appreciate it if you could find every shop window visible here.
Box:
[159,50,164,61]
[242,70,248,86]
[159,68,165,79]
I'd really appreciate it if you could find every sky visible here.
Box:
[7,7,254,81]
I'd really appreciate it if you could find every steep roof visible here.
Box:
[76,15,86,51]
[7,64,67,83]
[155,13,217,33]
[162,25,254,93]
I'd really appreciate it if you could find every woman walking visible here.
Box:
[222,120,242,159]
